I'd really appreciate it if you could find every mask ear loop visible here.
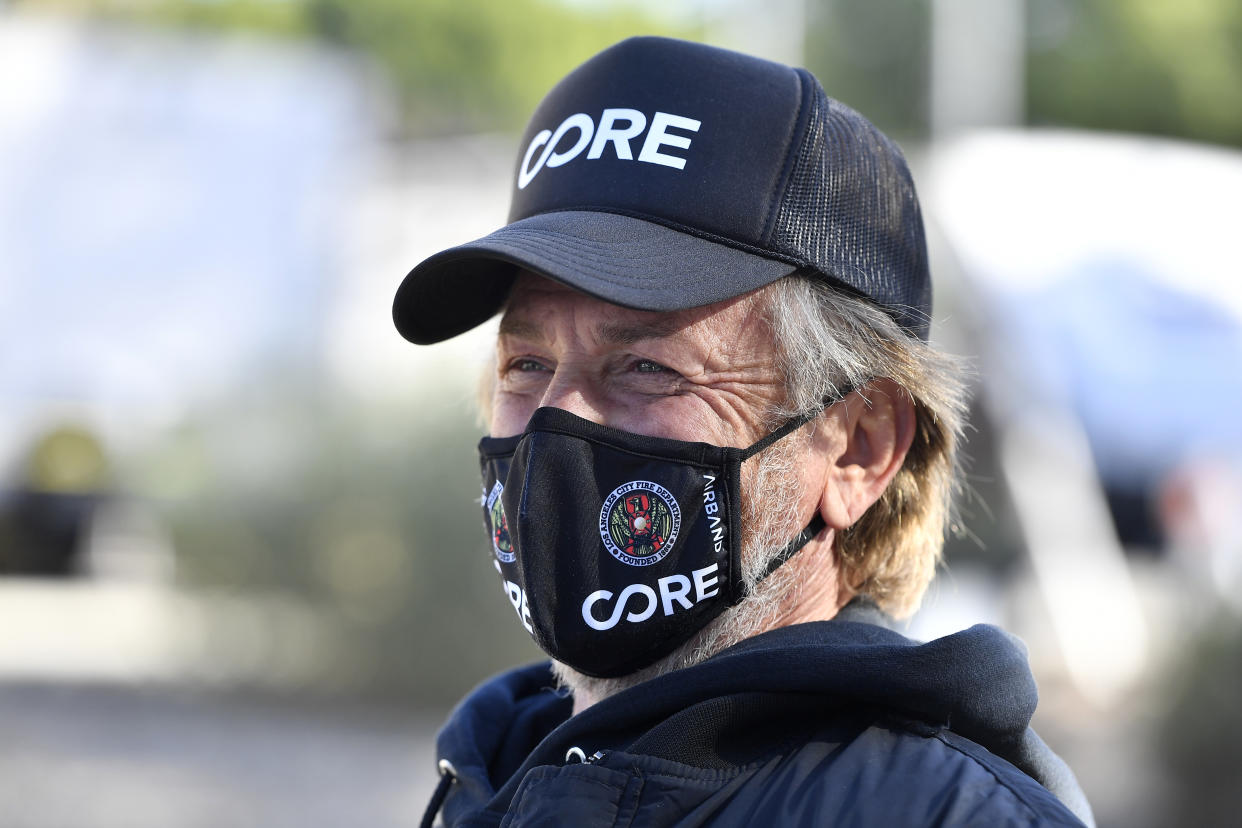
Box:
[737,381,862,591]
[736,381,859,462]
[754,515,826,584]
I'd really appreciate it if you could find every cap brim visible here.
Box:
[393,211,799,344]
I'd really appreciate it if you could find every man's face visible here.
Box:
[490,272,787,450]
[491,272,852,696]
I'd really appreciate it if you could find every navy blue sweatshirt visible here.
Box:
[426,602,1094,827]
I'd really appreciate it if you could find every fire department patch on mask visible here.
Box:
[599,480,682,566]
[486,480,515,563]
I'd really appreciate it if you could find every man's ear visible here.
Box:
[817,378,917,531]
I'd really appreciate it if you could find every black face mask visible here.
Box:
[477,394,848,678]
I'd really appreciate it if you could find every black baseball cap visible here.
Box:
[393,36,931,344]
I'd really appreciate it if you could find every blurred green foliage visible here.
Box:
[805,0,931,140]
[301,0,685,135]
[1027,0,1242,146]
[20,0,1240,144]
[16,0,689,136]
[806,0,1242,147]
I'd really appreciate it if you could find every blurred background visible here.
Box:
[1,0,1240,825]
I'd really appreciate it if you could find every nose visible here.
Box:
[538,370,606,424]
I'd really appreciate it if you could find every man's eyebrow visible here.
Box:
[598,318,682,344]
[498,314,684,345]
[498,315,543,340]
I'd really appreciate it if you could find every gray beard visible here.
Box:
[551,429,812,707]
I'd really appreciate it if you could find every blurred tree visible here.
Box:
[1027,0,1242,147]
[301,0,686,135]
[804,0,932,141]
[15,0,689,136]
[806,0,1242,147]
[27,0,1240,144]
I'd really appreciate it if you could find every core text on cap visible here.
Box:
[518,108,702,189]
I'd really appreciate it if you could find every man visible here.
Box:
[395,37,1093,827]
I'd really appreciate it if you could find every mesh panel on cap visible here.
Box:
[769,78,931,339]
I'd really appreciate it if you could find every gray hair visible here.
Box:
[761,275,970,618]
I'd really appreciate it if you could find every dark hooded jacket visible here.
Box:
[423,602,1094,827]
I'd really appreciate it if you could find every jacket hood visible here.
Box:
[435,602,1091,825]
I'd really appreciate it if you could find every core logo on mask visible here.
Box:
[599,480,681,566]
[485,481,515,563]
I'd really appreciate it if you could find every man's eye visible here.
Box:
[633,359,668,374]
[510,358,550,373]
